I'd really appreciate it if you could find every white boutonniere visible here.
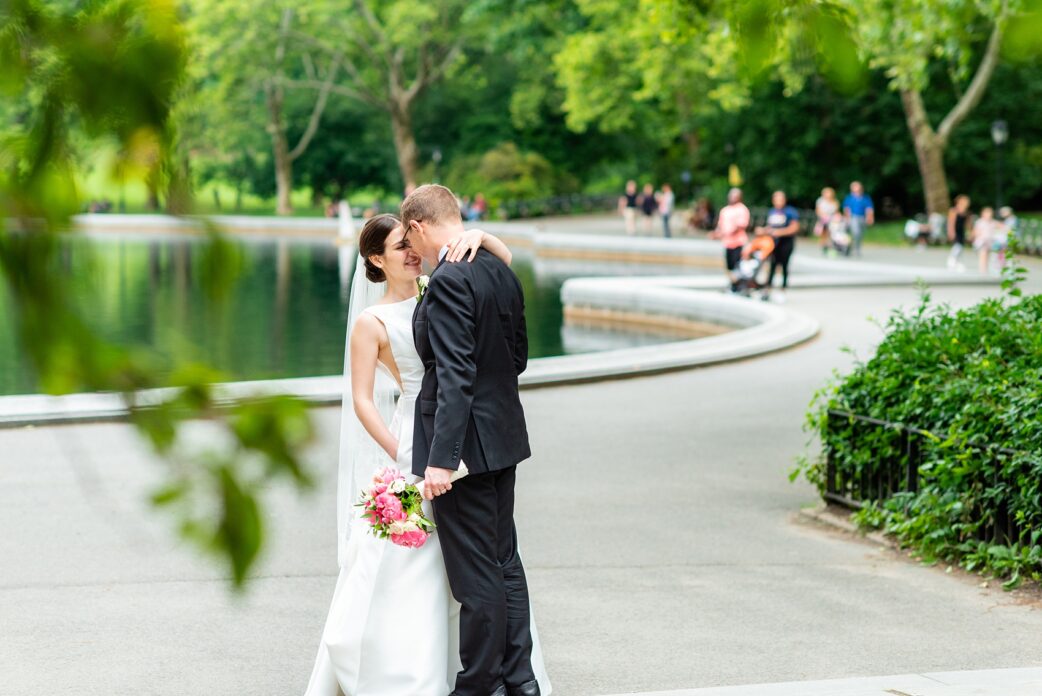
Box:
[416,274,430,302]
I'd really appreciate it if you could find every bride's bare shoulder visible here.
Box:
[350,312,388,344]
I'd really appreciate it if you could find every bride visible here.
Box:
[304,214,551,696]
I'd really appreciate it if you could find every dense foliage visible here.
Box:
[55,0,1042,216]
[797,270,1042,588]
[696,63,1042,213]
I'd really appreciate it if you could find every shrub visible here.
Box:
[795,275,1042,589]
[443,142,575,212]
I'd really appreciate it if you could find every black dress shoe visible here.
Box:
[507,680,540,696]
[489,685,508,696]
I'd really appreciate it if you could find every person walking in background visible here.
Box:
[947,194,971,271]
[998,206,1019,236]
[842,181,874,256]
[998,205,1019,266]
[758,190,800,303]
[640,182,657,234]
[619,180,639,235]
[708,188,750,293]
[659,183,675,238]
[468,193,487,221]
[991,211,1010,270]
[815,187,839,254]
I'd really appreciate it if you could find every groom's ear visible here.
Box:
[405,219,422,238]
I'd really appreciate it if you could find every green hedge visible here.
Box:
[795,275,1042,589]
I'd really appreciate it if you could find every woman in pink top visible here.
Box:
[709,188,751,292]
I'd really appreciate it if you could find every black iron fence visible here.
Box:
[823,409,1036,547]
[1016,218,1042,256]
[748,207,818,237]
[496,198,823,231]
[497,194,619,220]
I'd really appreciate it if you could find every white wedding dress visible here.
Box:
[305,297,551,696]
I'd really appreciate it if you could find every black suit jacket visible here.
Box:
[411,248,531,477]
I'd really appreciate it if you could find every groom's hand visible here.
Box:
[423,466,455,500]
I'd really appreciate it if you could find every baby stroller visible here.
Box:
[733,234,775,295]
[825,212,851,256]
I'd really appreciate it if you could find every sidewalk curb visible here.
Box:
[599,667,1042,695]
[797,503,892,548]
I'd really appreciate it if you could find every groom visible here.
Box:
[402,184,539,696]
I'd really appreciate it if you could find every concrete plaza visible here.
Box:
[2,233,1041,695]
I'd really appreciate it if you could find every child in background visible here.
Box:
[733,231,775,296]
[826,212,851,257]
[972,207,1005,274]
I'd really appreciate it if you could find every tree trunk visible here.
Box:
[681,130,700,160]
[389,102,419,192]
[895,12,1005,216]
[145,167,161,212]
[915,138,951,217]
[165,152,193,215]
[273,145,293,215]
[900,88,951,215]
[266,85,293,216]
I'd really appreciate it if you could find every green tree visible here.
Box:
[728,0,1042,214]
[186,0,346,214]
[553,0,747,165]
[285,0,482,191]
[840,0,1013,214]
[413,2,634,192]
[293,98,400,203]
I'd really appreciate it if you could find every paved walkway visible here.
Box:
[529,211,1034,273]
[2,236,1041,695]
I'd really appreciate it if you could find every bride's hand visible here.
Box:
[445,229,486,263]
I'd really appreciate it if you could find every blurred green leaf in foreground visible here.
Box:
[0,0,316,589]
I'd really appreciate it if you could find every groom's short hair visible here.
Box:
[401,184,463,228]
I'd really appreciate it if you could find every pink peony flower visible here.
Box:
[369,483,387,497]
[380,468,401,485]
[391,528,429,548]
[375,492,406,523]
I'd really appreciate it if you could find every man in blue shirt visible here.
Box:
[842,181,874,257]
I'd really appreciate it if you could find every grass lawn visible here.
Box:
[77,148,396,218]
[80,178,393,218]
[865,221,908,247]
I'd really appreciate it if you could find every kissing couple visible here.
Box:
[304,184,551,696]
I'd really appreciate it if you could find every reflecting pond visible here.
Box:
[0,234,714,396]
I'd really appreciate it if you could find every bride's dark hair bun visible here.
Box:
[358,214,401,283]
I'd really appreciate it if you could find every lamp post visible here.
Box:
[432,147,443,183]
[680,170,692,203]
[991,120,1008,210]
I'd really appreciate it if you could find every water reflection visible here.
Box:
[560,324,701,354]
[0,235,713,396]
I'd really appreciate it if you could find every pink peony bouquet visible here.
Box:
[357,467,436,548]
